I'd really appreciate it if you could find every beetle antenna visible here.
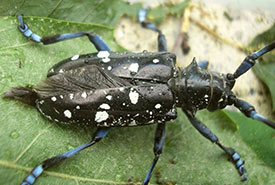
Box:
[233,41,275,79]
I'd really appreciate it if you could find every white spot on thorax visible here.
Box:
[99,103,110,110]
[76,105,80,109]
[107,66,112,70]
[128,63,139,73]
[155,104,161,109]
[60,95,64,99]
[153,59,159,63]
[64,110,72,118]
[95,111,109,122]
[81,92,87,98]
[51,96,57,102]
[129,89,139,104]
[71,55,80,60]
[69,93,74,99]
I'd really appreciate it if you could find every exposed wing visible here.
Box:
[35,65,131,98]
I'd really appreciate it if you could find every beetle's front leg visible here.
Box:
[233,98,275,129]
[142,122,166,185]
[184,111,247,181]
[17,15,110,51]
[21,128,110,185]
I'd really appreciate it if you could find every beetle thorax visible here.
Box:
[168,59,234,114]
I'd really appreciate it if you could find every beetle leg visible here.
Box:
[142,122,166,185]
[232,41,275,79]
[233,98,275,129]
[138,9,167,52]
[17,15,110,51]
[21,128,110,185]
[184,112,247,181]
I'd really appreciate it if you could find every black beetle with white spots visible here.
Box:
[2,9,275,185]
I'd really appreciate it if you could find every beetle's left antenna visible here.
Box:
[232,41,275,79]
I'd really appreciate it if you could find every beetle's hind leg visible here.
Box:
[21,128,110,185]
[142,122,166,185]
[138,9,167,52]
[17,15,110,51]
[184,112,247,181]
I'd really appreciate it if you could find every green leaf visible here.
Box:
[0,0,142,26]
[147,0,190,25]
[249,23,275,112]
[0,2,274,185]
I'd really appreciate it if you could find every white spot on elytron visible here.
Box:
[51,96,57,102]
[97,51,110,58]
[102,57,111,63]
[149,111,153,115]
[64,110,72,118]
[59,69,65,73]
[49,68,54,73]
[122,102,126,106]
[155,104,161,109]
[95,111,109,122]
[128,63,139,73]
[119,87,124,92]
[39,100,44,104]
[106,95,112,100]
[97,51,110,63]
[129,89,139,104]
[60,95,64,99]
[99,103,110,110]
[81,92,87,99]
[69,93,74,99]
[76,105,80,110]
[71,55,80,60]
[153,59,159,63]
[107,66,112,70]
[204,94,209,98]
[129,120,137,126]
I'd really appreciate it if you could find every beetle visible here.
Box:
[2,9,275,185]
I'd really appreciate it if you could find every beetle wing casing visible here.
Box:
[35,65,176,126]
[47,51,177,83]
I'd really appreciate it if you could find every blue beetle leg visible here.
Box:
[142,122,166,185]
[17,15,42,43]
[233,98,275,129]
[233,41,275,79]
[138,9,168,52]
[198,60,209,69]
[184,112,247,181]
[17,15,110,51]
[21,128,110,185]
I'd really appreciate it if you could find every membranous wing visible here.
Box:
[35,65,130,98]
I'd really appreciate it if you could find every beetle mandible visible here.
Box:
[2,9,275,185]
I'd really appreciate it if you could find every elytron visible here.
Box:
[2,9,275,185]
